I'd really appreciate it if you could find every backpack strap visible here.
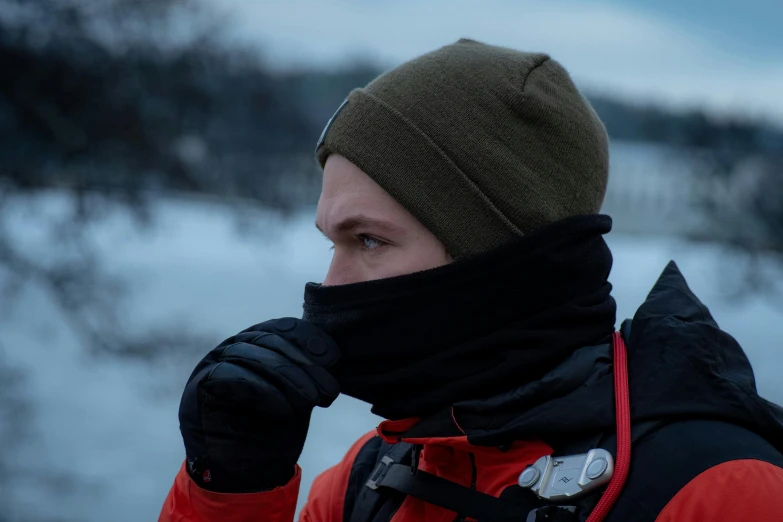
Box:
[345,439,414,522]
[366,450,528,521]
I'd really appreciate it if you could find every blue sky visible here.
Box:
[208,0,783,123]
[605,0,782,59]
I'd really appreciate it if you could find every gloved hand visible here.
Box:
[178,317,340,492]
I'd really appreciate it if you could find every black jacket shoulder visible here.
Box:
[607,418,783,521]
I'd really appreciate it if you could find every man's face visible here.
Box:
[316,154,451,286]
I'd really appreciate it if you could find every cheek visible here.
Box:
[324,240,450,285]
[374,242,450,279]
[323,250,363,286]
[324,248,391,285]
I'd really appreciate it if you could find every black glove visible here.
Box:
[178,317,340,492]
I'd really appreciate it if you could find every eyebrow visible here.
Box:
[315,215,403,236]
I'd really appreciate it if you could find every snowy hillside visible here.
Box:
[1,196,782,521]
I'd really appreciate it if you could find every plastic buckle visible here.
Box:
[366,455,395,490]
[518,449,614,501]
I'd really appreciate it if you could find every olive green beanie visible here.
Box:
[316,39,609,259]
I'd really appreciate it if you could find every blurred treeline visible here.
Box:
[2,0,783,355]
[2,0,782,204]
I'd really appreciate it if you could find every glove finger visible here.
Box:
[302,365,340,407]
[231,331,339,371]
[201,363,298,417]
[219,339,321,391]
[205,358,321,411]
[184,344,231,385]
[217,343,339,408]
[230,332,314,367]
[243,318,340,368]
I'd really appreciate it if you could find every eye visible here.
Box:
[358,234,384,251]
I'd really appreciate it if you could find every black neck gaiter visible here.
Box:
[303,215,616,420]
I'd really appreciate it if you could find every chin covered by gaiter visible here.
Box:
[302,214,617,420]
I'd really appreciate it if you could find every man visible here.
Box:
[159,39,783,522]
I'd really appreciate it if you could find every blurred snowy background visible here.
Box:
[1,1,782,520]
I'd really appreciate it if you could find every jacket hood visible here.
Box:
[381,261,783,452]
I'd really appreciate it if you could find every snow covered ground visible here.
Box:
[1,196,782,521]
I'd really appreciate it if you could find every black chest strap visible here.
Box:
[366,443,542,521]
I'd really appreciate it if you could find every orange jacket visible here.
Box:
[160,423,783,522]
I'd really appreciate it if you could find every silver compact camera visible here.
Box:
[517,449,614,500]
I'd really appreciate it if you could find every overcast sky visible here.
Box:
[207,0,783,124]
